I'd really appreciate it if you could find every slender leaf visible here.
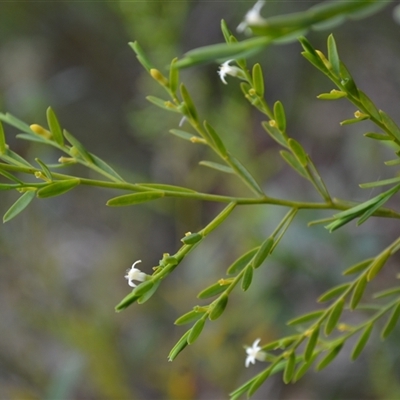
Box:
[0,121,6,155]
[252,237,274,269]
[315,343,343,371]
[197,281,229,299]
[204,121,227,157]
[107,191,164,206]
[175,309,206,325]
[304,326,320,362]
[342,258,373,276]
[350,275,367,310]
[381,302,400,340]
[199,161,234,174]
[318,283,351,303]
[187,318,205,344]
[327,34,340,76]
[209,294,228,320]
[46,107,64,146]
[252,63,264,97]
[280,150,308,179]
[3,190,36,223]
[373,287,400,299]
[63,129,94,163]
[226,247,258,275]
[288,138,308,167]
[283,352,296,384]
[36,179,80,198]
[351,323,373,361]
[241,265,253,292]
[325,299,345,335]
[273,101,286,132]
[167,331,190,361]
[367,249,391,282]
[287,310,324,326]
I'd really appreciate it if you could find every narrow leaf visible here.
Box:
[280,150,308,179]
[209,294,228,320]
[318,283,351,303]
[252,237,274,269]
[46,107,64,146]
[381,302,400,340]
[187,318,205,344]
[288,139,308,167]
[0,112,32,134]
[351,323,373,361]
[287,310,324,326]
[180,84,198,122]
[175,309,206,325]
[138,183,196,193]
[36,179,80,198]
[342,258,373,276]
[169,129,200,142]
[137,280,161,304]
[129,41,154,71]
[204,121,227,157]
[304,326,320,362]
[273,101,286,132]
[3,190,36,223]
[169,58,179,93]
[199,161,234,174]
[248,366,273,398]
[379,110,400,142]
[327,34,340,76]
[63,129,94,163]
[283,352,296,384]
[107,191,164,206]
[0,121,6,155]
[324,299,344,335]
[197,281,229,299]
[358,91,381,121]
[293,352,320,382]
[373,286,400,299]
[262,121,288,148]
[252,63,264,97]
[226,247,258,275]
[167,331,190,361]
[241,265,253,292]
[350,275,367,310]
[146,96,179,113]
[315,343,343,371]
[90,153,124,181]
[367,249,391,282]
[181,232,203,245]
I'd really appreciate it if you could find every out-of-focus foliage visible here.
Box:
[1,1,400,399]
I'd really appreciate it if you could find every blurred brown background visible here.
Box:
[1,1,400,399]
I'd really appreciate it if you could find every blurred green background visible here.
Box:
[1,1,400,399]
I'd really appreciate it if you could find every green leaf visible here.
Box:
[197,281,229,299]
[1,148,34,168]
[340,62,359,98]
[137,280,161,304]
[209,294,228,320]
[129,41,154,71]
[252,63,264,97]
[288,138,308,167]
[199,161,234,174]
[318,283,351,303]
[357,191,398,226]
[247,366,273,398]
[0,112,33,134]
[46,107,64,146]
[324,299,344,335]
[187,318,205,345]
[90,153,124,181]
[358,91,381,121]
[35,158,53,181]
[252,237,274,269]
[283,352,296,384]
[367,248,391,282]
[204,121,227,157]
[107,191,164,206]
[287,310,324,326]
[220,19,233,43]
[228,155,264,196]
[63,129,94,163]
[174,36,270,69]
[262,121,288,148]
[3,190,36,223]
[359,176,400,189]
[146,96,179,113]
[379,110,400,142]
[174,309,205,325]
[241,265,253,292]
[167,331,190,361]
[115,291,141,312]
[16,133,50,144]
[175,309,206,325]
[342,258,373,276]
[304,326,320,362]
[381,302,400,340]
[226,247,258,275]
[315,343,343,371]
[280,150,308,179]
[0,120,6,155]
[169,58,179,94]
[273,101,286,132]
[317,90,347,100]
[36,179,80,198]
[138,183,196,193]
[351,323,373,361]
[373,286,400,299]
[293,352,320,382]
[180,84,198,122]
[350,275,367,310]
[169,129,201,142]
[327,34,340,76]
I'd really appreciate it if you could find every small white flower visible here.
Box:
[245,338,267,367]
[125,260,148,287]
[218,60,242,84]
[237,0,266,34]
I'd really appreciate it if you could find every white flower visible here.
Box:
[125,260,148,287]
[237,0,266,34]
[218,60,242,84]
[245,338,267,367]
